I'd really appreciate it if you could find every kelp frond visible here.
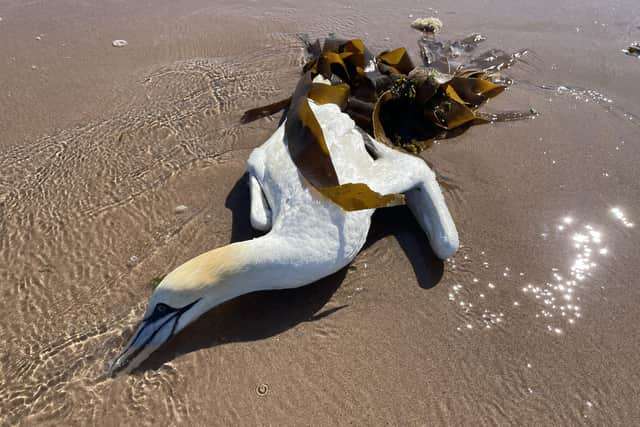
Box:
[241,34,535,211]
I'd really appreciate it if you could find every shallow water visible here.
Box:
[1,0,640,425]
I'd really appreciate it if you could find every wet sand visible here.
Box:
[1,0,640,425]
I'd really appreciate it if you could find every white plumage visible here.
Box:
[109,99,459,374]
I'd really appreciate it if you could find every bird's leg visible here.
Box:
[249,174,272,231]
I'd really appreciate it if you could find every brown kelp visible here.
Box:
[241,35,533,210]
[281,48,405,211]
[623,42,640,58]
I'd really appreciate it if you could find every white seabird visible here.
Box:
[109,98,459,374]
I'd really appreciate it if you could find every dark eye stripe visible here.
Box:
[142,299,201,324]
[127,299,201,360]
[143,303,174,323]
[119,298,202,370]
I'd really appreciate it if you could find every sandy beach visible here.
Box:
[1,0,639,425]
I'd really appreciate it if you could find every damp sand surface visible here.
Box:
[1,0,640,425]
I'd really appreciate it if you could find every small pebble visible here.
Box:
[411,17,443,33]
[174,204,188,214]
[128,255,139,266]
[35,35,42,41]
[112,39,128,48]
[31,65,37,70]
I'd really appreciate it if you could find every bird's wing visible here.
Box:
[365,137,459,259]
[248,173,272,231]
[403,168,459,259]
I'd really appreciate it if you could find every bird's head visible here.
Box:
[108,287,205,375]
[109,245,248,375]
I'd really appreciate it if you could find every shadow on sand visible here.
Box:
[138,173,443,372]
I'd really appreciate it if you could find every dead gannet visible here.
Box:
[109,100,459,374]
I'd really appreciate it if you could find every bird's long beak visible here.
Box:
[109,299,200,375]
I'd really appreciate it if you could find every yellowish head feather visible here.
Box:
[151,243,251,309]
[162,244,246,292]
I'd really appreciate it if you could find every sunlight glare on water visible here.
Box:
[523,215,609,334]
[448,209,621,337]
[610,207,634,228]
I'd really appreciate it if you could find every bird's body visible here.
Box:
[110,99,459,374]
[245,101,380,286]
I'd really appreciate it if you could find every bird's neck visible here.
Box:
[221,233,324,292]
[162,233,314,309]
